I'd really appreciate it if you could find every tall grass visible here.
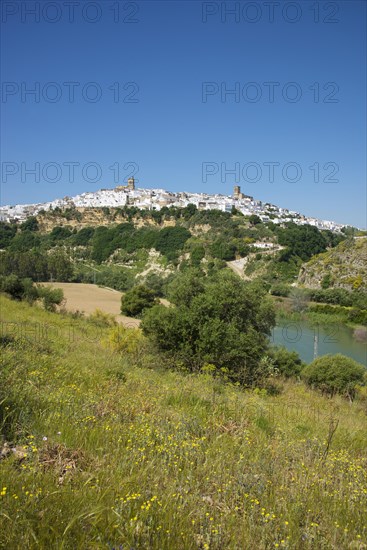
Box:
[0,295,366,549]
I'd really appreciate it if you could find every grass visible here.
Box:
[0,295,366,549]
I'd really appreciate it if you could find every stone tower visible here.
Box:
[233,185,241,198]
[128,177,135,190]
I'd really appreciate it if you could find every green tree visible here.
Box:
[276,224,328,262]
[290,288,309,313]
[154,226,191,260]
[143,272,166,297]
[9,230,40,252]
[20,216,39,232]
[321,274,333,289]
[47,249,73,281]
[37,286,65,312]
[121,285,158,317]
[142,270,275,383]
[167,268,206,307]
[301,354,366,398]
[72,227,95,246]
[190,245,206,267]
[269,346,304,378]
[0,274,25,300]
[49,226,73,243]
[0,222,17,248]
[210,239,236,261]
[249,214,262,226]
[183,203,197,220]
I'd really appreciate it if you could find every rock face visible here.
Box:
[298,237,367,291]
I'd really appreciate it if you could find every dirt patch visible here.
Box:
[41,283,140,327]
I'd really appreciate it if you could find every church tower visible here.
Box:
[128,177,135,190]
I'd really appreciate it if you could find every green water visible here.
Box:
[271,320,367,366]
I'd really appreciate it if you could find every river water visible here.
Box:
[271,321,367,366]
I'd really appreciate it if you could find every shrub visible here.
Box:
[270,283,291,297]
[301,354,366,398]
[0,275,39,303]
[269,346,304,378]
[105,326,147,367]
[347,308,367,325]
[121,285,158,317]
[290,288,309,313]
[37,286,65,312]
[154,226,191,260]
[142,270,275,384]
[88,309,117,328]
[143,272,166,297]
[106,325,145,354]
[0,274,25,300]
[309,288,353,307]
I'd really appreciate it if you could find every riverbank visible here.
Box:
[272,296,367,335]
[272,314,367,366]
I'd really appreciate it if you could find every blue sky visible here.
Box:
[1,0,366,227]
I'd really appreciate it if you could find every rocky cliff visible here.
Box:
[298,237,367,291]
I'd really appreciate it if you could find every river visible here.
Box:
[271,320,367,366]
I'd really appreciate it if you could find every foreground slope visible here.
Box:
[0,296,366,549]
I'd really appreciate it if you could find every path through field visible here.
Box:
[42,282,140,327]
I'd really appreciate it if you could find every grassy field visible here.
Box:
[41,282,140,328]
[0,295,366,549]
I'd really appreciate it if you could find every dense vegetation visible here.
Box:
[121,285,159,318]
[302,354,366,398]
[2,210,367,334]
[0,211,345,287]
[142,271,275,384]
[0,275,64,311]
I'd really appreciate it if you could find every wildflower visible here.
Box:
[42,436,48,441]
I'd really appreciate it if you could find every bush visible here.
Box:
[106,325,145,355]
[270,283,291,297]
[269,346,304,378]
[0,275,40,304]
[0,274,26,300]
[37,286,65,312]
[88,309,117,328]
[308,303,348,318]
[154,226,191,260]
[301,354,366,398]
[142,270,275,384]
[347,308,367,325]
[143,272,166,297]
[121,285,158,317]
[309,288,353,307]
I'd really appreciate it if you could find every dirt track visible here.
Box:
[41,282,140,327]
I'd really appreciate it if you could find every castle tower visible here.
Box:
[128,177,135,190]
[233,185,241,198]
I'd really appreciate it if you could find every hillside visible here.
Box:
[0,207,348,291]
[298,238,367,291]
[1,295,366,548]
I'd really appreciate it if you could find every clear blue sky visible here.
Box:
[1,0,366,227]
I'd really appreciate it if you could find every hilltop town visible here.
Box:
[0,177,346,232]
